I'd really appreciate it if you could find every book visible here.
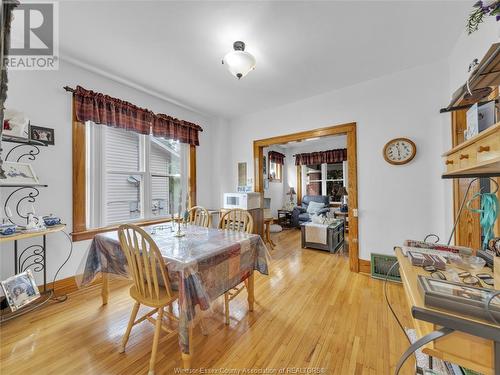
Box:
[408,251,446,270]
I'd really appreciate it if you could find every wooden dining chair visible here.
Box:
[188,206,210,227]
[218,209,254,324]
[218,208,253,234]
[118,224,179,375]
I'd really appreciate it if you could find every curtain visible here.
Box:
[0,0,20,179]
[152,114,203,146]
[294,148,347,165]
[73,86,203,145]
[268,151,285,164]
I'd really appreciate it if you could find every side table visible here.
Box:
[277,209,292,228]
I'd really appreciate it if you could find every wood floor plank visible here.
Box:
[0,229,415,374]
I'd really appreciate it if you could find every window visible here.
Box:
[85,123,188,229]
[303,162,347,203]
[269,160,282,182]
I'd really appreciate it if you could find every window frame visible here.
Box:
[268,159,283,182]
[72,103,197,242]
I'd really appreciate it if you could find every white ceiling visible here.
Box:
[59,1,472,118]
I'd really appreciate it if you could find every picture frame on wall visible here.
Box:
[1,161,40,186]
[238,162,247,187]
[30,125,55,145]
[0,270,41,312]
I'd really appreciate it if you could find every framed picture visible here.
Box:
[238,162,247,187]
[3,109,29,138]
[1,161,39,186]
[418,275,500,322]
[30,125,55,145]
[1,270,41,312]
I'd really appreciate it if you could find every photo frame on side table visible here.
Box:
[0,161,40,186]
[1,270,41,312]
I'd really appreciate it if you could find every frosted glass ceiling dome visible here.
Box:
[222,41,256,80]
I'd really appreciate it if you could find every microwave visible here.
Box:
[223,192,261,210]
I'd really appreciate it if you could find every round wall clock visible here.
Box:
[383,138,417,165]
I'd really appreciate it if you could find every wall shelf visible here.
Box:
[440,42,500,113]
[441,122,500,179]
[2,135,48,147]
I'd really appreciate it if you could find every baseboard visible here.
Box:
[358,259,371,274]
[40,275,101,295]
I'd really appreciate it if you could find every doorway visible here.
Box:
[253,122,360,272]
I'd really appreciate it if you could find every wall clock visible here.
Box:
[383,138,416,165]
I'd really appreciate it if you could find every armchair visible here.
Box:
[291,195,330,228]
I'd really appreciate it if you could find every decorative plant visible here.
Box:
[467,0,500,34]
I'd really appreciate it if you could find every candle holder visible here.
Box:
[173,213,185,238]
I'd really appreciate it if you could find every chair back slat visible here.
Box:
[118,224,173,301]
[218,209,253,234]
[188,206,210,227]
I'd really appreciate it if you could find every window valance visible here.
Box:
[72,85,203,146]
[268,151,286,164]
[152,114,203,146]
[294,148,347,165]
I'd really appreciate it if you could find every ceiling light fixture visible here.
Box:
[222,41,256,80]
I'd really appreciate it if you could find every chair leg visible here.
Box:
[148,308,164,375]
[224,293,230,325]
[120,301,140,353]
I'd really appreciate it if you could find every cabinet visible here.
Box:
[442,122,500,178]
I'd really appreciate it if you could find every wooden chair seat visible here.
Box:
[129,285,178,309]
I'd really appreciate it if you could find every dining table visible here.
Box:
[76,223,271,368]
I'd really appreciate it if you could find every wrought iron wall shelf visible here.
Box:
[0,224,66,323]
[2,135,47,147]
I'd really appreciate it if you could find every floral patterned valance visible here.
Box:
[294,148,347,165]
[73,86,203,146]
[268,151,286,165]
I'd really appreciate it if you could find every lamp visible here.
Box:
[336,186,348,213]
[222,41,256,80]
[285,187,296,210]
[286,187,296,202]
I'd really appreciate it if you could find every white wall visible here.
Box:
[0,59,216,283]
[227,61,450,260]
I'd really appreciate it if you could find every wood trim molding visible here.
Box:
[358,259,371,274]
[71,217,173,242]
[189,145,197,208]
[72,97,87,235]
[296,165,302,205]
[71,98,197,242]
[253,122,360,272]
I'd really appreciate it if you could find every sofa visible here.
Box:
[291,195,330,228]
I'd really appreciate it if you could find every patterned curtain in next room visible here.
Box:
[294,148,347,165]
[268,151,286,164]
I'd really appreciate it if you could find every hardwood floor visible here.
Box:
[0,229,415,374]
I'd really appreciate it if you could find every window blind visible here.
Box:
[104,127,141,224]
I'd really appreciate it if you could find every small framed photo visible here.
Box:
[1,161,40,186]
[30,125,55,145]
[1,270,41,312]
